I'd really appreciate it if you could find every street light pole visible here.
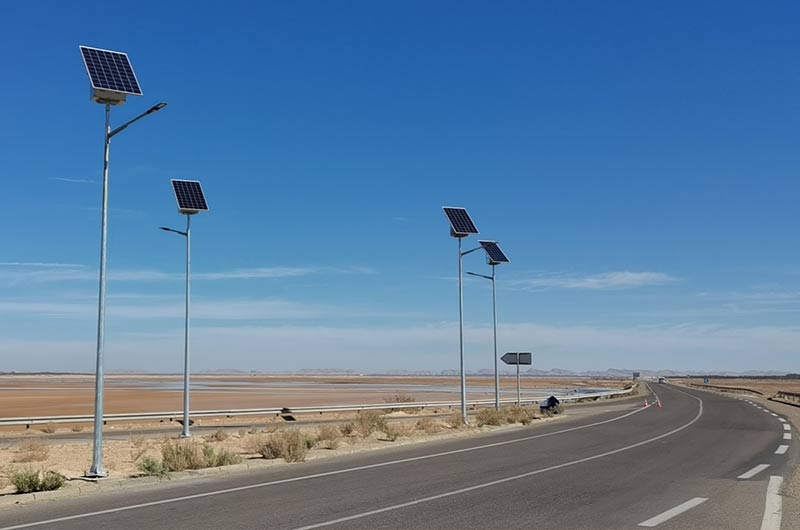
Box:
[458,237,467,424]
[182,214,191,437]
[88,104,111,478]
[158,223,192,436]
[162,179,207,438]
[467,264,500,410]
[466,240,508,412]
[491,266,499,410]
[87,102,167,478]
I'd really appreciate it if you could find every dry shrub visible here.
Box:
[316,425,341,449]
[339,422,356,437]
[40,423,57,434]
[504,406,534,425]
[355,411,388,437]
[415,417,442,434]
[476,408,506,427]
[237,428,247,438]
[161,439,206,472]
[244,434,268,454]
[14,438,49,463]
[130,436,149,462]
[448,412,465,429]
[382,423,412,441]
[137,456,168,478]
[71,425,85,432]
[40,470,65,491]
[207,429,228,442]
[256,430,308,462]
[8,468,64,493]
[384,392,420,414]
[203,445,242,467]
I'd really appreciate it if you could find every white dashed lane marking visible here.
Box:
[638,498,709,527]
[738,464,770,480]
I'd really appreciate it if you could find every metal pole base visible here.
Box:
[85,468,108,479]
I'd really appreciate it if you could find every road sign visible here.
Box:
[633,372,640,380]
[501,352,532,365]
[703,377,709,384]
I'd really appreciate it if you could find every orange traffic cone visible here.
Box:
[657,400,662,408]
[644,399,649,407]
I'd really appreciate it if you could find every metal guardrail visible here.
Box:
[0,386,636,428]
[688,383,763,396]
[773,390,800,405]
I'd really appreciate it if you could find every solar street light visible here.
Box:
[162,180,209,438]
[79,45,167,478]
[442,207,481,426]
[466,241,510,410]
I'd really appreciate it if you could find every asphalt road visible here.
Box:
[0,384,794,530]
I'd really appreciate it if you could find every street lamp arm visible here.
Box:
[461,246,483,257]
[159,226,187,236]
[109,102,168,138]
[466,271,493,280]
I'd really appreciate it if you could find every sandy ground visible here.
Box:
[0,374,622,419]
[683,378,800,396]
[0,408,561,496]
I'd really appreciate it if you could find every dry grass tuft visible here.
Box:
[355,411,388,437]
[316,425,341,449]
[415,417,442,434]
[161,439,206,472]
[447,412,465,429]
[475,408,506,427]
[207,429,228,442]
[255,430,308,462]
[40,423,57,434]
[382,423,413,441]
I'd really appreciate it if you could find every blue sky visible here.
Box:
[1,1,799,373]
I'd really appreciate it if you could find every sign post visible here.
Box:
[501,352,532,406]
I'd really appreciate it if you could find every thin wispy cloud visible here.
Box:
[49,177,95,184]
[194,266,376,280]
[0,262,84,268]
[0,263,375,285]
[510,271,679,291]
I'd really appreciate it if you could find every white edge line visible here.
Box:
[783,432,791,440]
[638,497,709,527]
[784,424,791,431]
[0,403,650,530]
[775,445,788,455]
[760,476,783,530]
[779,418,787,423]
[738,464,770,480]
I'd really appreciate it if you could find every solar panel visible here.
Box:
[80,46,142,96]
[479,241,510,264]
[443,207,479,236]
[171,180,209,213]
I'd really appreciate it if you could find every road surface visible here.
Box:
[0,384,794,530]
